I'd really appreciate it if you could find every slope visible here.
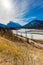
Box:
[0,36,43,65]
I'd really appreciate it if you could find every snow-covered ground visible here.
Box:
[12,29,43,40]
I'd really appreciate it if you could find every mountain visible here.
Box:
[23,20,43,29]
[0,21,21,29]
[0,23,6,27]
[7,21,21,28]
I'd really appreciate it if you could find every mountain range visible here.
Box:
[0,21,21,29]
[0,23,5,27]
[0,20,43,29]
[23,20,43,29]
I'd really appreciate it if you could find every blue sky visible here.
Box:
[0,0,43,25]
[22,0,43,20]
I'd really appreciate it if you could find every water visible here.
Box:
[12,29,43,40]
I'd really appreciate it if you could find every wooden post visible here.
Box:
[16,30,18,35]
[21,32,22,37]
[25,29,29,43]
[31,34,33,39]
[26,32,29,43]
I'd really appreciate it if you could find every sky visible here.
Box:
[0,0,43,25]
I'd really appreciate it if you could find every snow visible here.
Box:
[12,29,43,40]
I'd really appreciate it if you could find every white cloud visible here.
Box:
[0,0,29,24]
[10,16,36,25]
[0,0,42,25]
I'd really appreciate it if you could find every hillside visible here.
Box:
[0,36,43,65]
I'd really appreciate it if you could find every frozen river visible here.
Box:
[12,29,43,40]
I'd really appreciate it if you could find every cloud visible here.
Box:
[11,16,36,25]
[0,0,43,25]
[0,0,29,24]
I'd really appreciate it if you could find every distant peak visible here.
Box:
[7,21,21,28]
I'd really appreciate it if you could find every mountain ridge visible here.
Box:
[0,21,21,29]
[7,21,21,28]
[23,20,43,29]
[0,20,43,29]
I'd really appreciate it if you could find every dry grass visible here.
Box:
[0,36,43,65]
